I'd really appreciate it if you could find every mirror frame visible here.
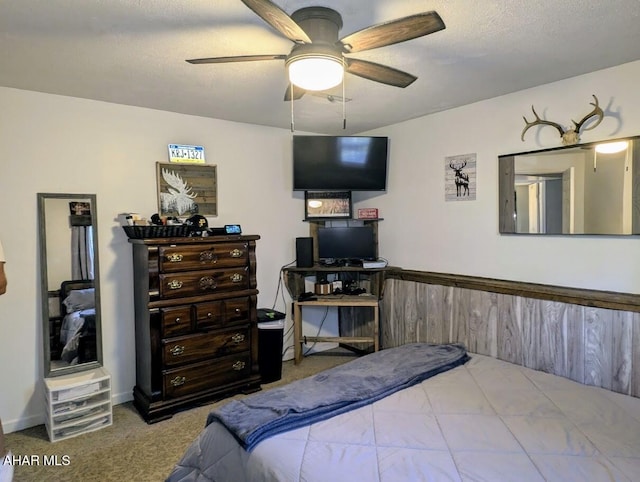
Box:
[38,193,103,377]
[498,136,640,235]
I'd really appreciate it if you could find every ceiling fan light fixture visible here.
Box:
[595,141,629,154]
[287,55,343,91]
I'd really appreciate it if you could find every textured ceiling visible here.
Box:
[1,0,640,135]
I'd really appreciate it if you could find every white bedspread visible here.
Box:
[168,354,640,481]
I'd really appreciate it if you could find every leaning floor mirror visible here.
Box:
[38,193,103,377]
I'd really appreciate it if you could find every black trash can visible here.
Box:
[257,308,285,384]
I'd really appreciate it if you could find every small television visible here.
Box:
[293,136,388,191]
[317,226,376,261]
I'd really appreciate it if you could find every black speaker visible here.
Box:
[295,237,314,268]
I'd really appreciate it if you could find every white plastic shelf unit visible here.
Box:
[44,367,112,442]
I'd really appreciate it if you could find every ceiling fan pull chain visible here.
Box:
[342,58,347,130]
[290,83,295,132]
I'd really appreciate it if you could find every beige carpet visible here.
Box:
[6,354,354,482]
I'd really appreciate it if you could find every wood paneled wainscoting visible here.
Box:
[380,270,640,398]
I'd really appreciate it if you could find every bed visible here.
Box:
[57,280,97,364]
[167,343,640,482]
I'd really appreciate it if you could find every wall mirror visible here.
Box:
[38,193,103,377]
[499,136,640,235]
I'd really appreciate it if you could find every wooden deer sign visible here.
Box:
[521,95,604,145]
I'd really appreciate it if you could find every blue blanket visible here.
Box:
[207,343,469,451]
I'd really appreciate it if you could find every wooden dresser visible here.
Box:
[128,235,261,423]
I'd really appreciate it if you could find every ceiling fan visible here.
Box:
[186,0,445,101]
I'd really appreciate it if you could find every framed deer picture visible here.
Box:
[445,153,476,201]
[156,162,218,217]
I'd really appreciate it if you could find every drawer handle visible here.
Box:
[232,360,246,371]
[166,253,183,263]
[230,248,244,258]
[230,273,244,283]
[167,280,183,290]
[199,276,217,290]
[231,333,245,344]
[170,345,185,356]
[170,376,186,387]
[174,317,182,324]
[234,308,241,314]
[200,250,218,263]
[207,312,213,318]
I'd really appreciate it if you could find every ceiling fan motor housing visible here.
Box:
[290,7,343,44]
[286,7,344,67]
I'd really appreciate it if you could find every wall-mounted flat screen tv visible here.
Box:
[293,135,388,191]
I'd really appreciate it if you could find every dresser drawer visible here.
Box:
[194,300,224,331]
[158,242,249,273]
[224,297,251,325]
[160,305,193,337]
[163,328,250,367]
[158,267,250,299]
[163,353,251,399]
[194,297,251,330]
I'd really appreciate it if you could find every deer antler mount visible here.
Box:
[521,95,604,146]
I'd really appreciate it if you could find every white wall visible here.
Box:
[2,59,640,433]
[0,87,309,432]
[361,60,640,293]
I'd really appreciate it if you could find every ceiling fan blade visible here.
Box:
[241,0,311,44]
[339,11,445,53]
[186,54,286,64]
[283,84,306,101]
[345,58,417,88]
